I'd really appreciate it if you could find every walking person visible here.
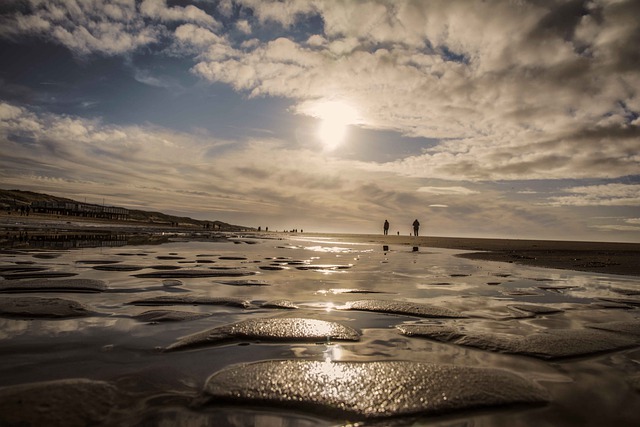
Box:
[383,219,389,236]
[412,219,420,237]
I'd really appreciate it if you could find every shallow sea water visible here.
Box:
[1,233,639,426]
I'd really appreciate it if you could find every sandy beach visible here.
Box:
[1,216,640,426]
[4,212,640,276]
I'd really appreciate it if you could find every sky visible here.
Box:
[0,0,639,241]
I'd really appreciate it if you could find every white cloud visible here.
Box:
[1,0,219,55]
[548,184,640,206]
[184,0,640,181]
[140,0,219,28]
[417,186,478,195]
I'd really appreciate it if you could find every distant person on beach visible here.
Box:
[383,220,389,235]
[412,219,420,236]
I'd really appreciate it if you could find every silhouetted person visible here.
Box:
[412,219,420,237]
[383,220,389,235]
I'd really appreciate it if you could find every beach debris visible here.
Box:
[342,299,466,318]
[260,300,298,309]
[0,278,107,293]
[129,295,251,308]
[201,360,548,419]
[397,324,638,360]
[165,317,360,351]
[132,269,255,278]
[0,378,122,427]
[133,309,209,323]
[0,296,92,318]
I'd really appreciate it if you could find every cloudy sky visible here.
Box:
[1,0,639,241]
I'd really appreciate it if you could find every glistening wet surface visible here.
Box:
[1,234,639,426]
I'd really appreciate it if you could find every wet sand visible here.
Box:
[1,219,640,426]
[4,213,640,276]
[339,234,640,276]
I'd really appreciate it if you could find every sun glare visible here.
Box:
[312,101,360,150]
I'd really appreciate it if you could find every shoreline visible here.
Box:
[2,214,640,276]
[332,234,640,277]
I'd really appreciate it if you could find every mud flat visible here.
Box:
[0,230,639,426]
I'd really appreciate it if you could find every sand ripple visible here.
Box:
[165,317,360,351]
[202,360,548,419]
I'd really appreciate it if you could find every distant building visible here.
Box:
[30,201,129,220]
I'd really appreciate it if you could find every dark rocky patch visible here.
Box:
[132,270,255,278]
[148,265,182,270]
[219,256,247,260]
[0,265,49,273]
[157,256,185,260]
[0,296,91,318]
[32,253,60,259]
[92,265,145,271]
[0,271,78,280]
[343,299,465,318]
[0,378,122,427]
[259,266,286,271]
[165,317,360,351]
[215,279,271,286]
[508,304,563,315]
[611,288,640,296]
[129,295,251,308]
[75,260,121,265]
[537,285,579,293]
[295,264,352,271]
[450,274,470,277]
[162,279,183,287]
[398,324,638,359]
[0,278,107,293]
[201,360,548,419]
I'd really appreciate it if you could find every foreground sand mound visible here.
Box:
[202,360,548,419]
[343,299,466,318]
[397,323,639,359]
[0,378,121,427]
[166,317,360,351]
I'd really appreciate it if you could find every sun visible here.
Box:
[311,101,360,150]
